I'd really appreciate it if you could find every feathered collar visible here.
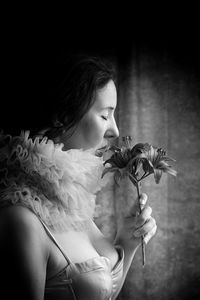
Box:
[0,131,107,232]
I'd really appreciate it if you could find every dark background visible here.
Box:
[1,9,200,134]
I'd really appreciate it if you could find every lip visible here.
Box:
[97,145,109,151]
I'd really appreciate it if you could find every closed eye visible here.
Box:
[101,116,108,121]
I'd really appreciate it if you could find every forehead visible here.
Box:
[93,80,117,110]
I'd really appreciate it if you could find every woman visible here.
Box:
[0,55,157,300]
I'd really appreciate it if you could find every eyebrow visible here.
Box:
[101,106,115,111]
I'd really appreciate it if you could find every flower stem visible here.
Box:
[138,172,149,182]
[135,182,146,267]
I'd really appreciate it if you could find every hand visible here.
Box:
[115,193,157,252]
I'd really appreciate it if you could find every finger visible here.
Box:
[128,193,148,217]
[133,216,156,238]
[135,206,152,227]
[143,223,157,244]
[139,193,148,210]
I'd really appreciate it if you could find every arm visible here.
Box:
[0,205,49,300]
[112,216,156,298]
[113,193,157,299]
[92,193,157,300]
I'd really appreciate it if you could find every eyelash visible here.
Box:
[101,116,108,121]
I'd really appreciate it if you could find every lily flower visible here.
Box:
[102,139,177,185]
[101,145,134,186]
[132,145,177,184]
[102,136,177,267]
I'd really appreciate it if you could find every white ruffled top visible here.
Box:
[0,131,107,232]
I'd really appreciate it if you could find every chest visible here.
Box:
[45,230,116,300]
[46,227,118,280]
[53,231,100,263]
[46,230,100,279]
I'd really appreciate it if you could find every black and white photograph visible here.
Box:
[0,8,200,300]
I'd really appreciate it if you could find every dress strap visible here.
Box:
[39,218,71,265]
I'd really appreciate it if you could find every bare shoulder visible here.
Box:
[0,205,48,247]
[0,204,39,223]
[0,205,49,299]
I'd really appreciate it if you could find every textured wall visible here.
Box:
[96,49,200,300]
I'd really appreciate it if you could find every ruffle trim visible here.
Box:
[0,131,107,232]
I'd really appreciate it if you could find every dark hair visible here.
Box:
[42,54,117,140]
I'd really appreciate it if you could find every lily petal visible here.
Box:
[154,169,163,184]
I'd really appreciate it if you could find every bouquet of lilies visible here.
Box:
[101,136,177,266]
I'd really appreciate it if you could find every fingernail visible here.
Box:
[140,200,145,206]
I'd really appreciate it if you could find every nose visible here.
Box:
[105,117,119,142]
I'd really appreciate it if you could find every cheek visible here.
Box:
[80,116,105,146]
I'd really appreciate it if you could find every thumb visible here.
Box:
[128,193,148,216]
[139,193,148,210]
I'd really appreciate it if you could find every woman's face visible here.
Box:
[61,80,119,150]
